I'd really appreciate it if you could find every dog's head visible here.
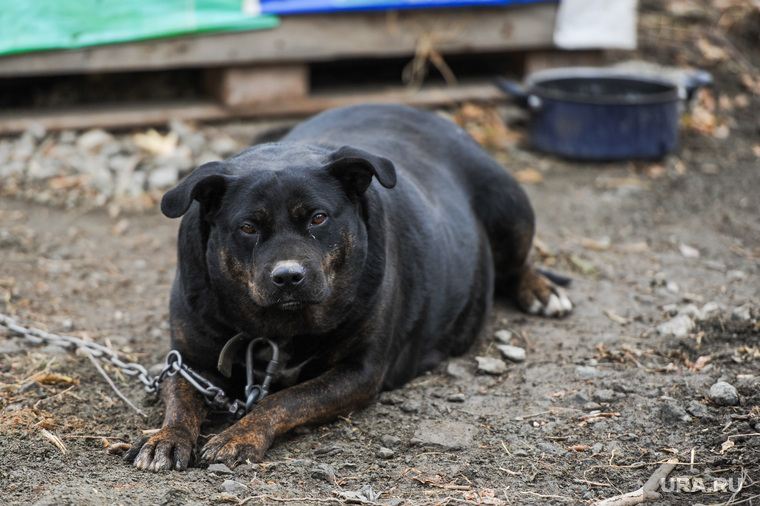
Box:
[161,143,396,336]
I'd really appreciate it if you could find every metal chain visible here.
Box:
[0,313,160,393]
[0,313,276,419]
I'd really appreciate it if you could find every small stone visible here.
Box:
[26,123,47,141]
[512,449,529,457]
[400,400,420,413]
[0,339,23,355]
[475,356,507,375]
[574,365,605,379]
[666,281,680,294]
[378,392,403,405]
[18,381,40,394]
[311,463,336,482]
[211,136,240,157]
[591,443,604,454]
[536,442,566,456]
[447,393,466,403]
[76,129,114,152]
[592,389,616,403]
[679,243,700,259]
[697,302,724,321]
[59,130,77,144]
[220,479,248,495]
[656,315,694,337]
[569,392,590,406]
[493,329,513,344]
[376,447,395,459]
[732,304,753,321]
[727,270,746,282]
[411,420,476,451]
[660,403,692,423]
[207,463,234,475]
[445,360,470,379]
[686,399,709,418]
[708,381,739,406]
[496,344,526,362]
[380,435,401,448]
[313,445,344,456]
[677,304,700,318]
[147,165,180,189]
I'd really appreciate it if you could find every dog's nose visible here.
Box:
[271,262,306,288]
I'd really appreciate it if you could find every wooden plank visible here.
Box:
[204,64,310,106]
[524,49,604,74]
[0,4,558,78]
[0,82,507,133]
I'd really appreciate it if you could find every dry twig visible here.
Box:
[85,352,146,418]
[593,458,678,506]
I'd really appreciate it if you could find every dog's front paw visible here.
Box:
[124,425,196,472]
[517,268,573,317]
[200,425,272,466]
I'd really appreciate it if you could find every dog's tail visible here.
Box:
[536,268,572,287]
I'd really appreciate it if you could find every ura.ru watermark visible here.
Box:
[660,475,744,493]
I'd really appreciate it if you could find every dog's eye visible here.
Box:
[311,213,327,226]
[240,223,256,235]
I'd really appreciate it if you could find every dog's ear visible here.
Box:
[160,161,231,219]
[324,146,396,194]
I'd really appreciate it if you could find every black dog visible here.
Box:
[125,104,571,471]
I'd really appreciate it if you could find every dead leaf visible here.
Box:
[570,255,596,275]
[617,241,649,253]
[40,428,68,455]
[30,372,79,387]
[645,163,667,179]
[133,129,178,157]
[595,177,651,191]
[514,168,544,184]
[567,445,590,451]
[685,355,712,372]
[713,123,731,139]
[741,74,760,94]
[604,309,629,325]
[686,106,717,134]
[753,145,760,158]
[696,37,729,61]
[110,219,130,236]
[577,236,611,251]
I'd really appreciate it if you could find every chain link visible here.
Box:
[0,313,160,392]
[0,313,275,418]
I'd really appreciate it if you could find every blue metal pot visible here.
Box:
[496,67,712,160]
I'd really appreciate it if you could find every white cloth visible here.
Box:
[553,0,638,50]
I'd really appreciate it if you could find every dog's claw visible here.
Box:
[518,269,573,318]
[124,427,195,472]
[200,426,270,467]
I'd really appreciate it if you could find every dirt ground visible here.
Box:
[1,2,759,505]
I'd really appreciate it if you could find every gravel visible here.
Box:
[0,120,293,212]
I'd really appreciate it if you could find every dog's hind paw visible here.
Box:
[517,268,573,317]
[526,287,573,317]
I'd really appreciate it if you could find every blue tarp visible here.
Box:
[0,0,548,56]
[0,0,279,56]
[261,0,545,15]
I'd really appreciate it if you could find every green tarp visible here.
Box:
[0,0,279,56]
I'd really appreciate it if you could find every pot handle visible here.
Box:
[494,77,530,108]
[681,70,713,102]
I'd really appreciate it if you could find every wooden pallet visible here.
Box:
[0,3,602,133]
